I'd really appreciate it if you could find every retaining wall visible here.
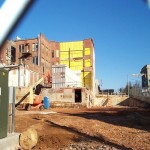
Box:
[93,95,150,108]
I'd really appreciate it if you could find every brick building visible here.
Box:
[15,33,59,77]
[0,40,16,67]
[0,34,95,93]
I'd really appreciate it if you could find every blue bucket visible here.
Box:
[43,97,50,109]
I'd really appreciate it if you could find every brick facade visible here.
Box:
[0,34,95,92]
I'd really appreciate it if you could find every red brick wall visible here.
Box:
[83,39,95,92]
[49,41,60,65]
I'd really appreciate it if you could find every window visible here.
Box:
[52,50,54,58]
[19,44,24,53]
[85,48,90,55]
[32,43,38,51]
[32,56,38,65]
[56,50,59,57]
[85,59,91,67]
[26,43,30,51]
[11,46,16,63]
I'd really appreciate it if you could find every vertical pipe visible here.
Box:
[38,34,40,66]
[83,42,85,87]
[69,48,70,68]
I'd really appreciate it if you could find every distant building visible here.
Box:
[140,64,150,90]
[100,89,114,95]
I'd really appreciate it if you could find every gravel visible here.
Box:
[59,142,121,150]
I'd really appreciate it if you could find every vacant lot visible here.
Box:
[15,107,150,150]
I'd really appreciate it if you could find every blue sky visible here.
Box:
[1,0,150,91]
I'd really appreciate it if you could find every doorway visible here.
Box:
[75,89,82,103]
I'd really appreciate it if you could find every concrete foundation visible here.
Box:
[93,95,128,107]
[0,133,20,150]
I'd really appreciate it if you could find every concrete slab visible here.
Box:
[0,133,20,150]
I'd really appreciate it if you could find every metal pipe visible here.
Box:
[38,34,41,66]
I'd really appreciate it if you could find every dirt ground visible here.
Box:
[15,106,150,150]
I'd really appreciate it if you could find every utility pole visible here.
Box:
[127,75,129,97]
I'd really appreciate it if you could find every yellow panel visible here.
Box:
[60,51,69,59]
[85,48,90,55]
[80,72,92,89]
[85,59,91,67]
[84,71,90,77]
[60,41,84,74]
[81,72,84,87]
[70,51,83,58]
[60,60,69,67]
[70,60,83,70]
[60,41,83,51]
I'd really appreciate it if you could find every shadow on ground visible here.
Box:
[60,107,150,131]
[45,120,132,150]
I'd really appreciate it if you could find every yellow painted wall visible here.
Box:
[85,48,90,55]
[60,41,83,51]
[85,59,91,67]
[60,41,92,90]
[81,72,91,90]
[60,41,83,71]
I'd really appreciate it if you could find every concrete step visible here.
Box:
[0,133,20,150]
